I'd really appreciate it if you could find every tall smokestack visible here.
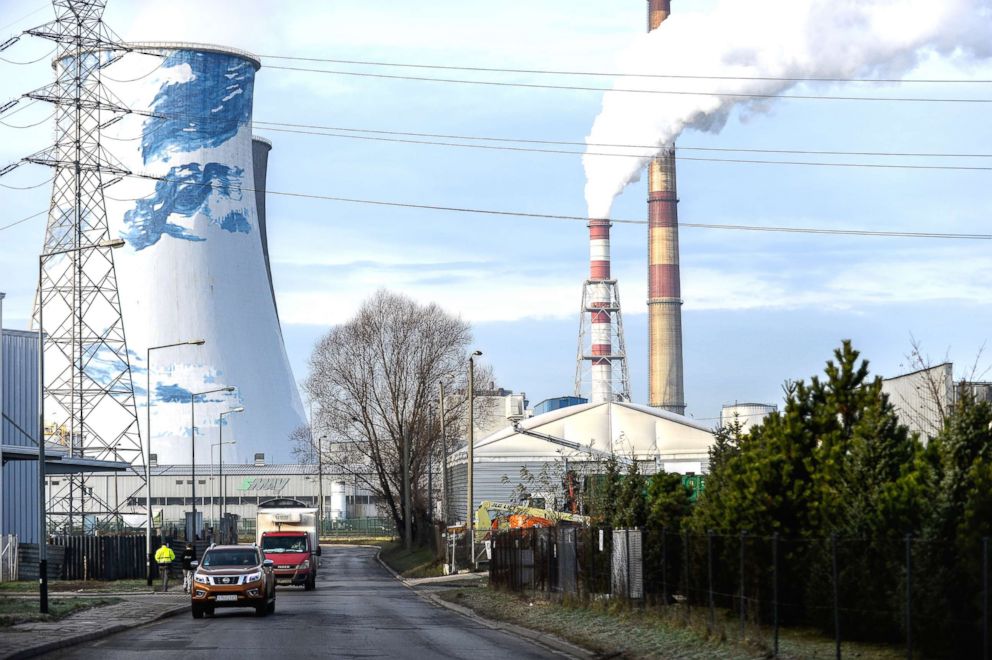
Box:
[589,218,613,403]
[647,0,685,414]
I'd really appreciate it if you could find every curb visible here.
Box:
[374,549,594,660]
[4,602,190,660]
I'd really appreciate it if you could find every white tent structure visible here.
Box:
[445,401,715,522]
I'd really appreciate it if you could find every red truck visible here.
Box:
[256,498,321,591]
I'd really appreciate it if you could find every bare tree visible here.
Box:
[299,290,486,544]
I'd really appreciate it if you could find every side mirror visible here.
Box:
[262,559,274,568]
[190,561,199,568]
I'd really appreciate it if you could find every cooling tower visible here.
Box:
[646,1,686,415]
[102,43,305,465]
[251,136,279,320]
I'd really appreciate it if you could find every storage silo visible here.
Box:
[719,403,777,434]
[102,43,305,465]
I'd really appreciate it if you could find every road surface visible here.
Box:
[45,545,561,659]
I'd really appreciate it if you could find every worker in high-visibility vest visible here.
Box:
[154,542,176,592]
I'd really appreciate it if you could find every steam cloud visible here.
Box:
[583,0,992,219]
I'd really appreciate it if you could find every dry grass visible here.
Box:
[437,587,906,660]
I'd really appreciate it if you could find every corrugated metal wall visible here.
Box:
[445,460,562,523]
[2,330,40,543]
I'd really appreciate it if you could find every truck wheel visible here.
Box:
[267,599,275,614]
[304,575,315,591]
[255,603,268,617]
[191,604,204,619]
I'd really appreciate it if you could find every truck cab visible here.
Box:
[256,498,321,591]
[260,530,318,590]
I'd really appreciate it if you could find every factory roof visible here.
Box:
[449,400,715,464]
[142,463,369,477]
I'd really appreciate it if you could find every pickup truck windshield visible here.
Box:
[262,536,308,553]
[202,549,259,567]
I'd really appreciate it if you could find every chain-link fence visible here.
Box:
[489,527,992,658]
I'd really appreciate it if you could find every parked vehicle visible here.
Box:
[256,498,321,590]
[189,545,276,618]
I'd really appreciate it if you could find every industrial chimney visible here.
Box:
[575,218,631,404]
[646,0,686,414]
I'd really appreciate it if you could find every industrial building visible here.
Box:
[445,400,714,523]
[62,457,383,534]
[2,327,127,543]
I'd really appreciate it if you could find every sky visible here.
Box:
[1,0,990,426]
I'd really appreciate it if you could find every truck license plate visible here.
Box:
[215,594,238,602]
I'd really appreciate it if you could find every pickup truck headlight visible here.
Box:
[245,571,263,583]
[298,560,310,570]
[193,573,209,584]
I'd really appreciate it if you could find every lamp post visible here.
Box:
[316,435,325,535]
[439,381,447,524]
[145,339,205,585]
[37,238,125,613]
[190,386,235,540]
[467,350,482,569]
[0,292,5,551]
[217,406,243,528]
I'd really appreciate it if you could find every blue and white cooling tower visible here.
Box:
[103,43,305,465]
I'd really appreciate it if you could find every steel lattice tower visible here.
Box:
[12,0,142,529]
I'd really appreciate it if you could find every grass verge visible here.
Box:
[437,587,905,660]
[378,541,444,579]
[0,596,121,627]
[0,579,150,593]
[322,536,397,546]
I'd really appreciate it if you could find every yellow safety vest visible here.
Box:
[155,545,176,564]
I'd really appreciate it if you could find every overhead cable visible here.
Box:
[258,53,992,85]
[254,125,992,171]
[264,65,991,103]
[124,172,992,240]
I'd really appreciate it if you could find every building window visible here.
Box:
[198,479,206,485]
[175,480,183,485]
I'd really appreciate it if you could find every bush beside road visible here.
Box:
[0,579,151,594]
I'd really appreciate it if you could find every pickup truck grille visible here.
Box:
[211,575,244,585]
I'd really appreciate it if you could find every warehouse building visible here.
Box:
[445,400,715,523]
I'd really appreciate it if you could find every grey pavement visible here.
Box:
[1,592,188,659]
[38,545,566,659]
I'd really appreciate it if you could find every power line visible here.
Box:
[123,172,992,240]
[252,120,992,159]
[258,53,992,85]
[0,208,45,232]
[0,47,54,65]
[264,64,992,104]
[254,125,992,172]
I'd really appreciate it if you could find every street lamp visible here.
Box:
[145,338,205,585]
[467,350,482,569]
[37,238,125,613]
[190,386,235,540]
[316,435,326,536]
[217,406,244,527]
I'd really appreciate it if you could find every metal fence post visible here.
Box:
[707,530,715,631]
[983,536,989,660]
[905,534,912,660]
[683,530,691,622]
[773,532,780,659]
[832,533,841,660]
[661,526,668,606]
[740,530,746,639]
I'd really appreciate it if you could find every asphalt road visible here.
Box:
[44,545,561,659]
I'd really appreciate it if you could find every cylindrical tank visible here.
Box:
[330,481,347,520]
[102,43,306,465]
[720,403,777,434]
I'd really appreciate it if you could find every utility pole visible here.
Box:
[467,350,482,569]
[439,381,447,524]
[402,423,411,551]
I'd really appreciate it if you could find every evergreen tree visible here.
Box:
[613,460,647,529]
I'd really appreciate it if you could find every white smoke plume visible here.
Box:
[583,0,992,219]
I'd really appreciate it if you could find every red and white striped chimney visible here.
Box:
[647,0,686,414]
[588,218,613,403]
